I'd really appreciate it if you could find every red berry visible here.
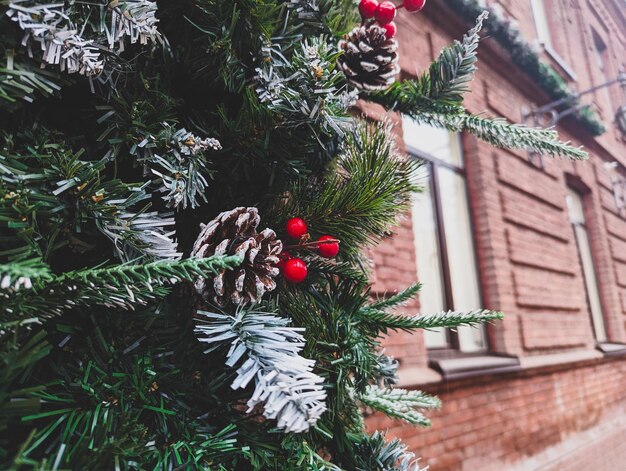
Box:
[276,252,291,271]
[359,0,379,18]
[283,258,308,283]
[382,21,397,38]
[375,1,396,25]
[285,217,308,239]
[317,235,340,258]
[403,0,426,13]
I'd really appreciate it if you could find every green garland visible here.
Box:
[442,0,606,136]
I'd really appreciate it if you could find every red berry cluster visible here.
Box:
[358,0,427,38]
[280,217,341,284]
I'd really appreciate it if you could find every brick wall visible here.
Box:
[366,1,626,469]
[366,356,626,471]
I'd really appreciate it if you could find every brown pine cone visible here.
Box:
[337,23,400,91]
[191,207,282,306]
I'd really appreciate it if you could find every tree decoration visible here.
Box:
[359,0,379,19]
[374,1,397,25]
[285,217,308,239]
[338,24,400,91]
[191,207,283,306]
[403,0,427,13]
[382,21,397,39]
[282,258,308,283]
[317,235,340,258]
[194,309,327,433]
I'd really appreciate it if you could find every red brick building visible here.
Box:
[364,1,626,469]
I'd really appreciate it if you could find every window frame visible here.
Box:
[612,175,626,218]
[590,28,614,116]
[529,0,578,81]
[530,0,552,48]
[565,186,609,343]
[405,135,487,354]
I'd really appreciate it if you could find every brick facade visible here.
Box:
[366,1,626,469]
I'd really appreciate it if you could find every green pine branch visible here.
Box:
[0,55,68,110]
[359,308,503,333]
[1,255,242,324]
[304,257,370,284]
[268,121,419,260]
[367,10,588,161]
[419,11,489,104]
[368,85,587,159]
[456,113,587,159]
[0,331,51,441]
[7,310,247,469]
[441,0,605,135]
[0,258,52,291]
[369,283,422,311]
[357,386,441,427]
[355,432,426,471]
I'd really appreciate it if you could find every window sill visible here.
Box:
[428,353,522,381]
[397,347,626,388]
[597,342,626,357]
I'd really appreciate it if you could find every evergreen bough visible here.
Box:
[0,1,587,469]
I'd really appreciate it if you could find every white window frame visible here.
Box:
[530,0,552,47]
[404,117,488,353]
[566,188,608,343]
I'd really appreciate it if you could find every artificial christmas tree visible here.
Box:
[0,1,586,469]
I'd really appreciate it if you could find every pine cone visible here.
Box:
[191,207,282,306]
[337,24,400,91]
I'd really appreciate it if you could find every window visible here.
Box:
[530,0,552,48]
[529,0,577,80]
[613,176,626,218]
[566,188,607,342]
[404,116,487,353]
[591,29,613,116]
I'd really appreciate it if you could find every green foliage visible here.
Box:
[358,386,441,427]
[0,0,584,468]
[370,83,588,159]
[442,0,605,135]
[0,59,68,110]
[0,330,51,454]
[1,255,242,325]
[370,283,422,311]
[268,121,419,261]
[354,432,426,471]
[417,11,488,105]
[4,307,251,470]
[0,129,182,264]
[256,36,355,156]
[286,0,359,37]
[359,308,504,333]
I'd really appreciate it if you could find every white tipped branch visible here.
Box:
[195,309,327,433]
[358,386,441,427]
[6,2,104,76]
[133,122,222,210]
